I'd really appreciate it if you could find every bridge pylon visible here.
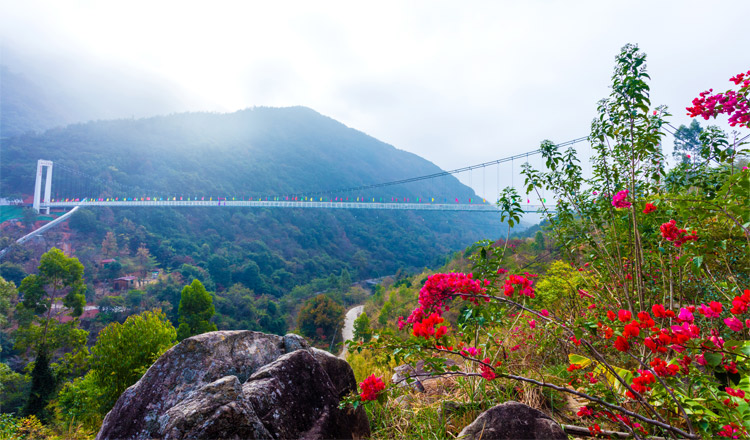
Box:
[33,160,53,214]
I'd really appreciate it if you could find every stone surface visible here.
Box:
[457,401,567,440]
[96,330,368,440]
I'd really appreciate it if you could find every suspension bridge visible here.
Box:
[1,139,592,259]
[28,139,589,215]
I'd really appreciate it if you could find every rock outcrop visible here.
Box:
[96,331,369,440]
[457,401,566,440]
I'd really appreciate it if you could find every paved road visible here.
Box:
[339,305,364,359]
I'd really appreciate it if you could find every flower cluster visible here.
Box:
[642,202,657,214]
[626,370,655,399]
[479,357,498,380]
[611,190,632,208]
[359,374,386,401]
[730,289,750,315]
[406,272,486,325]
[660,220,698,247]
[687,70,750,127]
[502,273,536,298]
[412,312,448,340]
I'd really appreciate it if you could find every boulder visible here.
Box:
[96,331,369,440]
[457,401,566,440]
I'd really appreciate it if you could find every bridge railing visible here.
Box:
[42,200,554,213]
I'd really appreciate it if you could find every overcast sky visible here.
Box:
[1,0,748,200]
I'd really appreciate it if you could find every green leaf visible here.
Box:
[568,354,592,368]
[692,256,703,269]
[704,352,723,368]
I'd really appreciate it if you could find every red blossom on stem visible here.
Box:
[642,202,657,214]
[359,374,386,401]
[660,220,698,247]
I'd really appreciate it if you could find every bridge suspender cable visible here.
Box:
[295,136,590,198]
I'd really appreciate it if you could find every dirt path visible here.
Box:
[339,305,364,359]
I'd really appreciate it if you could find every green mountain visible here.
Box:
[1,107,502,296]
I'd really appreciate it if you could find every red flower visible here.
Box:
[642,202,657,214]
[614,336,630,352]
[359,374,386,401]
[618,309,632,322]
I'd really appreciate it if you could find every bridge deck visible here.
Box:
[43,200,551,213]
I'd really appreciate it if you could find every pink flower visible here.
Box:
[540,309,550,317]
[397,316,406,330]
[460,346,481,357]
[529,320,536,329]
[695,354,707,366]
[698,302,722,319]
[724,317,745,332]
[677,307,694,323]
[611,190,632,208]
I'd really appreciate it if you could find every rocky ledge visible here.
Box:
[96,330,370,440]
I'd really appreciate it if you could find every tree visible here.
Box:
[352,311,372,342]
[89,309,176,409]
[0,276,17,328]
[207,255,231,288]
[15,248,88,419]
[672,119,703,163]
[21,208,37,229]
[533,230,545,251]
[297,294,344,344]
[176,279,217,341]
[101,231,118,257]
[68,208,97,233]
[339,268,352,291]
[235,261,265,293]
[0,262,26,287]
[135,244,156,280]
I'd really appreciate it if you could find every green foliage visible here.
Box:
[0,362,28,414]
[22,351,55,420]
[533,260,584,309]
[533,231,545,251]
[0,276,17,328]
[297,294,344,344]
[89,309,176,410]
[18,248,86,323]
[340,269,352,291]
[68,209,98,234]
[54,372,105,431]
[176,279,217,341]
[353,311,372,342]
[207,255,231,287]
[673,119,703,163]
[0,263,26,288]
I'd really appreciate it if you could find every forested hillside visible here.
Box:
[0,106,502,323]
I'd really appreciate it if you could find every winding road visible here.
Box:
[339,305,364,359]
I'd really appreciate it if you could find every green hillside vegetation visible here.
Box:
[0,106,501,334]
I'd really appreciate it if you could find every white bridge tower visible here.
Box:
[33,160,53,214]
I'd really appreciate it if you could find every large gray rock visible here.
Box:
[457,401,566,440]
[96,331,369,440]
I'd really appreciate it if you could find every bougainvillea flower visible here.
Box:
[611,190,632,208]
[643,202,657,214]
[724,317,744,332]
[359,374,386,401]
